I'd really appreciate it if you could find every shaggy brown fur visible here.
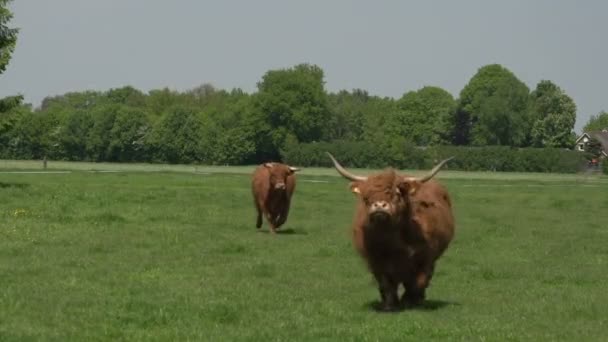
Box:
[332,161,455,311]
[251,162,299,233]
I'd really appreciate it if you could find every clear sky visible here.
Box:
[1,0,606,133]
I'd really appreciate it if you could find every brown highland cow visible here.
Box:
[251,162,300,233]
[327,152,455,311]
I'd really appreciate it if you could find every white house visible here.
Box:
[574,129,608,158]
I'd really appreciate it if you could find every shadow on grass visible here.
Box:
[277,228,308,235]
[0,182,29,189]
[365,299,459,313]
[257,228,308,235]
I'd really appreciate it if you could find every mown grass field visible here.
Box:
[1,161,607,341]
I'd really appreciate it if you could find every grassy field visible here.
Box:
[0,162,607,341]
[2,158,607,182]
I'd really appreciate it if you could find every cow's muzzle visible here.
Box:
[369,201,392,221]
[274,182,286,190]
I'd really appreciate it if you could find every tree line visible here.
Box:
[2,1,606,172]
[0,63,605,170]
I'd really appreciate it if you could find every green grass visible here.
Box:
[2,158,608,182]
[0,165,607,341]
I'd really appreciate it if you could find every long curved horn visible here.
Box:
[326,152,367,182]
[411,157,454,183]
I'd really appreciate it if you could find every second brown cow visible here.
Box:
[327,152,455,311]
[251,162,300,234]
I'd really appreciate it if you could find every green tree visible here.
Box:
[7,111,59,159]
[207,124,256,165]
[583,111,608,132]
[529,80,577,148]
[59,110,94,160]
[185,83,226,110]
[40,91,103,113]
[105,86,146,107]
[325,89,368,141]
[0,94,22,112]
[0,0,18,75]
[0,101,27,157]
[394,86,456,146]
[107,107,150,162]
[455,64,531,146]
[360,96,400,145]
[36,92,100,160]
[324,89,399,144]
[86,104,119,161]
[146,88,189,118]
[148,106,203,163]
[202,91,256,165]
[0,0,22,112]
[254,63,330,159]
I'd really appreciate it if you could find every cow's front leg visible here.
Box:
[255,209,263,229]
[402,271,428,307]
[377,275,399,311]
[274,203,290,228]
[254,201,264,229]
[265,213,278,234]
[273,214,283,230]
[275,212,287,228]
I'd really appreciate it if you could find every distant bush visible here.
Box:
[282,142,588,174]
[603,159,608,175]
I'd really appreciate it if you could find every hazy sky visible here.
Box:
[1,0,606,132]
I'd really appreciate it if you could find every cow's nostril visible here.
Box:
[372,201,389,211]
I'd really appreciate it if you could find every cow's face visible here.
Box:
[264,163,299,190]
[349,170,415,224]
[326,151,453,224]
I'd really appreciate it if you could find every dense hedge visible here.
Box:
[603,159,608,175]
[281,142,588,173]
[280,139,428,170]
[423,146,589,173]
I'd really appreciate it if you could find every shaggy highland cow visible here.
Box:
[251,162,299,233]
[327,152,455,311]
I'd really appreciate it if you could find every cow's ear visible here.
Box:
[398,179,421,196]
[264,162,274,169]
[349,181,362,195]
